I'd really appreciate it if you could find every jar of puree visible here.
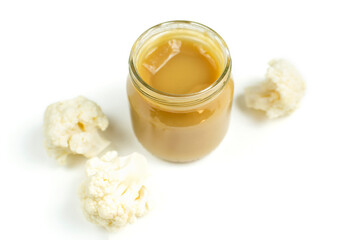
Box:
[127,20,234,162]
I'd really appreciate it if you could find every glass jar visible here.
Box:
[127,20,234,162]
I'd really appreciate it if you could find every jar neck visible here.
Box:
[129,20,231,107]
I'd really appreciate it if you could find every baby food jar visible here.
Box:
[127,20,234,162]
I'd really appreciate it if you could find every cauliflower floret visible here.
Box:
[79,151,151,231]
[245,59,306,118]
[43,96,110,164]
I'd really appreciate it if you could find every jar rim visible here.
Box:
[128,20,232,106]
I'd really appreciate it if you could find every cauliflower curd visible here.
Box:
[245,59,306,118]
[43,96,110,164]
[79,151,151,231]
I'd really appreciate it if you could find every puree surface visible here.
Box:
[137,38,221,94]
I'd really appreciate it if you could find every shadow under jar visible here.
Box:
[127,20,234,163]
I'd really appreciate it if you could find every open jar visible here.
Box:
[127,20,234,162]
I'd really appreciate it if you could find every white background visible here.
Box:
[1,0,359,239]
